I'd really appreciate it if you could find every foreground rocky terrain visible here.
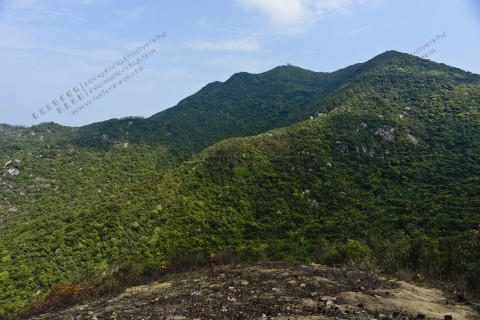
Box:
[29,262,479,320]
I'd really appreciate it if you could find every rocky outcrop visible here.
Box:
[375,126,396,142]
[29,262,478,320]
[3,159,21,176]
[7,168,19,176]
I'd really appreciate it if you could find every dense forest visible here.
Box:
[0,51,479,317]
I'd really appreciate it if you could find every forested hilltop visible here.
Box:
[0,50,479,316]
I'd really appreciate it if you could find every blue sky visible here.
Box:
[1,0,479,127]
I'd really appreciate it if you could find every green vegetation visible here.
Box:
[0,51,479,316]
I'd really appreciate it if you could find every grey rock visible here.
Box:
[320,296,336,302]
[7,168,19,176]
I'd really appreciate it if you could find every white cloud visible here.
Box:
[238,0,308,33]
[5,0,42,10]
[2,0,65,22]
[112,6,145,27]
[205,56,264,72]
[145,68,193,81]
[187,36,262,52]
[54,47,122,62]
[343,25,371,36]
[79,0,106,4]
[0,25,37,50]
[236,0,381,35]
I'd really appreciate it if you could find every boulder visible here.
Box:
[7,168,19,176]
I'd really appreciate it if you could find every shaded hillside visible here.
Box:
[0,51,479,316]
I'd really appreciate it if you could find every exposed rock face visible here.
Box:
[375,126,396,142]
[3,160,21,176]
[407,133,419,144]
[7,168,19,176]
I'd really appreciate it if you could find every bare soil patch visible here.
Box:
[30,262,479,320]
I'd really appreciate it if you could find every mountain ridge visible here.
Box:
[0,50,479,316]
[41,50,479,159]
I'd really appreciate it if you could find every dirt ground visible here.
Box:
[30,262,479,320]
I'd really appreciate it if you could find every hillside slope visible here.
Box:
[0,51,479,315]
[143,65,479,272]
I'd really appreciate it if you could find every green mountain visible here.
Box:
[1,51,479,316]
[71,51,411,158]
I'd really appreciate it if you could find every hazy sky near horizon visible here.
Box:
[1,0,479,127]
